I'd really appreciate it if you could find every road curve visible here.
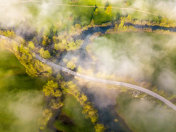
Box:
[1,35,176,111]
[35,54,176,111]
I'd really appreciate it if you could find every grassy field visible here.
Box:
[0,50,94,132]
[54,95,94,132]
[0,50,45,132]
[1,1,176,131]
[116,92,176,132]
[89,32,176,132]
[91,32,176,94]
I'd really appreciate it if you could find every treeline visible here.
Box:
[0,31,105,131]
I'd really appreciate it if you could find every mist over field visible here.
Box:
[0,50,44,132]
[0,0,176,132]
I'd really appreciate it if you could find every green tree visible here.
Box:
[28,41,35,49]
[43,80,61,97]
[95,124,105,132]
[39,48,51,59]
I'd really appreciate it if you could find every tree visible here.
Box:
[50,99,63,110]
[40,109,53,130]
[95,124,105,132]
[66,60,76,70]
[28,41,35,49]
[54,43,60,50]
[75,24,81,29]
[66,40,83,51]
[54,39,67,51]
[43,80,61,97]
[42,35,50,46]
[105,5,112,16]
[39,48,51,59]
[62,81,101,125]
[0,30,15,38]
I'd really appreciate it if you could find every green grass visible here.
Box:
[116,92,176,132]
[55,95,94,132]
[90,31,176,132]
[0,50,45,132]
[91,32,176,93]
[0,50,46,92]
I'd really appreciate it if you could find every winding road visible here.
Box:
[1,25,176,111]
[35,54,176,111]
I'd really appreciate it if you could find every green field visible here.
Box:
[0,50,95,132]
[0,50,45,132]
[1,0,176,132]
[54,95,94,132]
[116,92,176,132]
[89,32,176,132]
[91,32,176,94]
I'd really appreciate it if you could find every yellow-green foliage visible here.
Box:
[0,33,52,77]
[159,17,176,27]
[119,19,124,28]
[28,41,35,49]
[0,30,15,38]
[15,46,38,76]
[61,81,105,131]
[13,43,52,77]
[54,43,60,50]
[50,99,63,110]
[56,73,63,80]
[94,7,99,15]
[124,15,132,23]
[95,124,105,132]
[75,24,81,30]
[42,35,51,46]
[43,80,61,97]
[67,39,83,51]
[39,48,51,59]
[40,109,53,130]
[54,39,67,51]
[82,103,98,123]
[66,60,76,70]
[0,37,18,52]
[52,36,57,44]
[105,5,112,16]
[118,17,127,31]
[41,80,63,129]
[54,37,83,51]
[118,15,176,27]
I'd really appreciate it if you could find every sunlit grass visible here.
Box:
[0,50,45,132]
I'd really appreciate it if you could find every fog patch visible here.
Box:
[7,91,43,132]
[157,69,176,94]
[121,98,176,132]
